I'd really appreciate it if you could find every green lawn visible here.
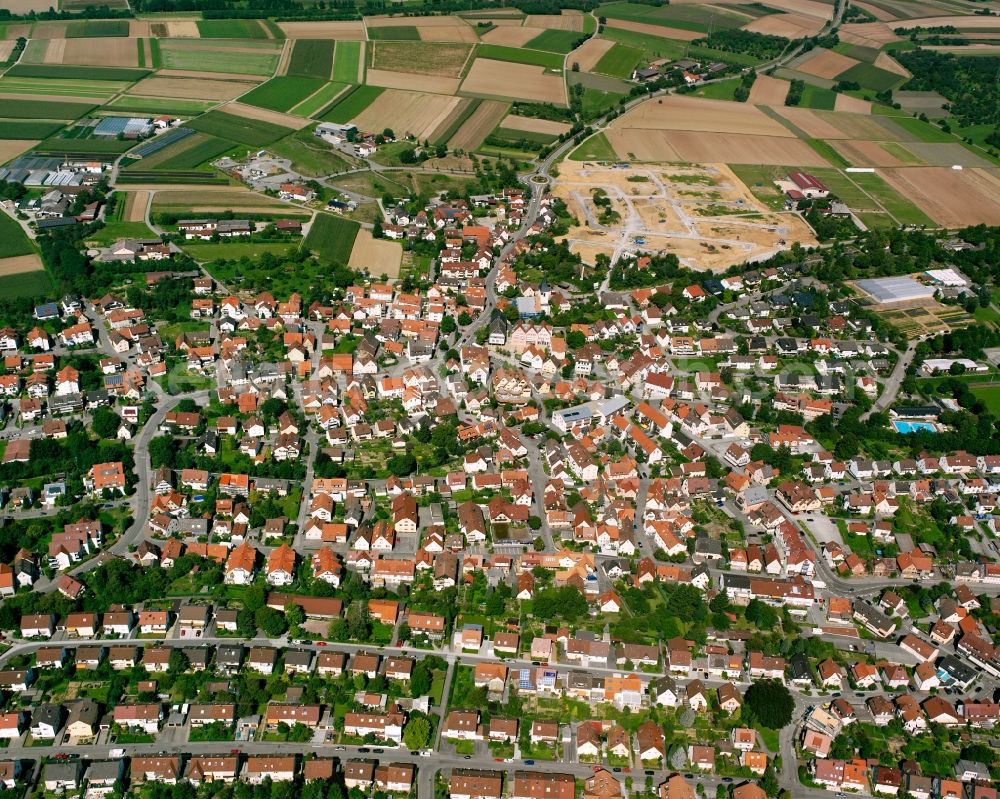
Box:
[694,76,742,101]
[972,384,1000,416]
[570,131,617,161]
[333,40,362,83]
[476,44,565,70]
[182,241,302,261]
[240,76,327,113]
[525,29,584,54]
[270,129,352,176]
[319,85,385,124]
[304,213,360,263]
[196,19,268,38]
[187,110,294,147]
[0,214,35,258]
[592,42,643,78]
[288,39,335,79]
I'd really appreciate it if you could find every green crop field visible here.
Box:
[182,241,302,261]
[0,120,65,139]
[847,171,935,226]
[798,84,837,110]
[35,138,136,155]
[240,77,327,113]
[570,131,617,161]
[368,25,420,40]
[196,19,268,39]
[494,126,559,144]
[602,27,760,66]
[288,40,335,79]
[159,43,280,76]
[1,99,95,119]
[476,44,565,70]
[153,135,234,170]
[581,86,624,116]
[292,82,351,118]
[65,19,129,37]
[598,1,745,32]
[5,64,148,82]
[593,42,643,78]
[693,77,742,101]
[525,29,584,54]
[0,215,35,258]
[319,85,385,124]
[333,41,362,83]
[187,111,294,147]
[888,115,957,143]
[105,96,216,115]
[838,62,903,92]
[305,213,360,263]
[0,271,52,299]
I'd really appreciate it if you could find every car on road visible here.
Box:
[230,749,239,756]
[612,768,621,773]
[523,760,534,765]
[358,748,370,753]
[684,774,694,779]
[373,748,383,754]
[722,778,733,783]
[316,641,326,646]
[645,770,654,776]
[334,746,345,751]
[464,755,472,760]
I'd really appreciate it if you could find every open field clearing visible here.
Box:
[447,99,509,150]
[893,15,1000,29]
[743,12,825,36]
[370,41,472,77]
[481,26,547,47]
[880,167,1000,226]
[305,213,359,263]
[349,229,403,277]
[287,40,334,79]
[149,20,200,38]
[277,21,365,40]
[614,94,795,136]
[159,39,281,75]
[501,115,571,136]
[0,140,39,163]
[840,22,900,49]
[571,37,615,71]
[125,75,259,102]
[525,12,583,31]
[0,254,44,276]
[187,110,295,145]
[220,102,311,131]
[462,58,566,104]
[333,40,362,83]
[239,76,326,113]
[747,75,789,105]
[794,47,860,79]
[58,37,139,67]
[365,69,461,95]
[604,18,703,40]
[834,94,872,113]
[551,160,816,270]
[605,128,829,164]
[123,191,151,222]
[353,90,465,140]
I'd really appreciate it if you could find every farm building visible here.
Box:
[775,172,829,200]
[93,117,153,139]
[855,276,935,304]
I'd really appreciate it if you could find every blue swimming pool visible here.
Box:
[893,420,936,434]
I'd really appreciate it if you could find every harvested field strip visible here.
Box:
[105,96,216,115]
[196,19,268,39]
[368,25,420,40]
[122,191,150,222]
[833,93,872,113]
[319,85,384,124]
[525,12,584,31]
[615,93,794,136]
[0,98,95,118]
[605,128,828,165]
[462,59,566,105]
[277,21,366,40]
[481,26,547,47]
[349,228,402,278]
[187,109,295,146]
[0,120,65,139]
[364,69,460,95]
[0,78,121,100]
[60,37,140,68]
[571,37,615,72]
[604,18,703,41]
[0,140,38,164]
[524,29,585,53]
[494,127,559,144]
[293,82,352,118]
[353,90,464,141]
[475,44,565,70]
[0,255,44,276]
[447,99,509,150]
[305,213,360,263]
[5,64,148,81]
[795,47,859,78]
[223,102,311,131]
[240,76,327,112]
[500,114,571,136]
[431,98,480,145]
[124,76,258,102]
[333,40,362,83]
[288,39,335,79]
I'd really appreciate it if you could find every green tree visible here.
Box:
[744,679,795,728]
[91,406,120,439]
[402,716,432,750]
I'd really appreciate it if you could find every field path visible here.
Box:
[276,39,292,76]
[357,42,365,83]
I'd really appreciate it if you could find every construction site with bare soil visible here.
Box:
[550,160,818,271]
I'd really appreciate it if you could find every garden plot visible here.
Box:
[603,18,702,40]
[447,99,509,150]
[277,21,366,39]
[353,89,465,140]
[747,75,789,105]
[743,12,825,37]
[461,59,566,105]
[570,38,616,71]
[880,167,1000,227]
[550,159,817,271]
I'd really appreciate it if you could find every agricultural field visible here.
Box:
[369,41,472,77]
[319,86,385,124]
[475,44,565,70]
[195,19,270,39]
[0,214,36,259]
[151,189,306,219]
[348,229,403,278]
[240,77,327,113]
[287,40,335,79]
[592,42,643,78]
[332,41,362,83]
[462,58,566,105]
[0,121,65,139]
[186,110,295,147]
[446,100,509,150]
[304,213,360,264]
[158,39,281,76]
